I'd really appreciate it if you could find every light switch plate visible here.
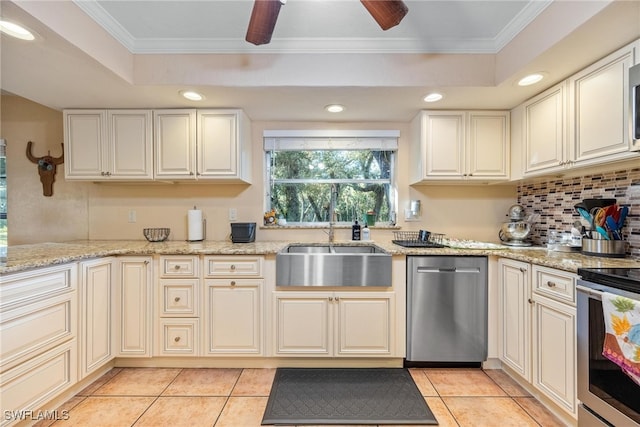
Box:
[229,208,237,221]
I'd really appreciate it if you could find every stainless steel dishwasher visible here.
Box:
[406,256,488,363]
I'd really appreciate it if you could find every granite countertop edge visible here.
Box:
[1,239,639,275]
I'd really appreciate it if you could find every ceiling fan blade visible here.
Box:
[361,0,408,30]
[246,0,283,45]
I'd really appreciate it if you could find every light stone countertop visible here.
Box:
[1,239,639,275]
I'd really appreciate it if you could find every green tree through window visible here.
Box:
[265,136,397,224]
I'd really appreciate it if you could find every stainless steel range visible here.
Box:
[577,268,640,426]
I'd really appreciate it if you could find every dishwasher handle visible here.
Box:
[416,267,481,273]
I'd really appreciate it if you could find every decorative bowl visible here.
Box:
[143,228,170,242]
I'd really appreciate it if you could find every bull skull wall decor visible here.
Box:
[26,141,64,197]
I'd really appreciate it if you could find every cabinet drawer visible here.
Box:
[532,265,576,304]
[1,264,76,311]
[157,319,199,356]
[0,294,75,371]
[205,256,263,277]
[160,256,199,278]
[0,340,77,427]
[160,279,199,317]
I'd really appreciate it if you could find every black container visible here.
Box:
[230,222,256,243]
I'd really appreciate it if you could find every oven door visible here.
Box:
[577,280,640,426]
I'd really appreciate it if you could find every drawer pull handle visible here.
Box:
[174,336,181,342]
[174,297,181,302]
[230,281,236,286]
[547,281,556,288]
[230,265,236,271]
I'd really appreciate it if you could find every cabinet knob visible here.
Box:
[189,171,194,176]
[547,281,556,288]
[144,260,149,265]
[174,296,181,302]
[328,297,334,301]
[230,281,236,286]
[528,298,534,304]
[230,265,236,271]
[174,265,181,270]
[519,268,527,273]
[174,336,181,342]
[335,296,340,301]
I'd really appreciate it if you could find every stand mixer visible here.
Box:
[499,204,533,246]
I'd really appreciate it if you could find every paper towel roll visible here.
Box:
[187,209,203,241]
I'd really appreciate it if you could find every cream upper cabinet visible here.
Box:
[273,291,394,357]
[155,109,252,182]
[79,258,114,379]
[154,109,197,180]
[498,258,531,381]
[522,39,640,177]
[410,110,509,183]
[568,40,640,166]
[523,82,567,175]
[64,110,153,180]
[197,109,252,182]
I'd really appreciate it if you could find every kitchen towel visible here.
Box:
[602,291,640,385]
[187,208,204,241]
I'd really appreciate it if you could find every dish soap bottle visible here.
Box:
[361,224,370,241]
[352,219,361,240]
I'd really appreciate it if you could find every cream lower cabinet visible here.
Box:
[116,257,152,357]
[156,255,201,356]
[204,256,264,355]
[531,265,577,417]
[498,259,578,420]
[79,258,114,379]
[0,264,78,427]
[274,291,395,357]
[498,258,531,381]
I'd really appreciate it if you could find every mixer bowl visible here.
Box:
[499,221,532,242]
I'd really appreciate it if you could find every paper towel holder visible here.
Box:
[187,206,207,242]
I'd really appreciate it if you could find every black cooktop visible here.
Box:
[578,268,640,293]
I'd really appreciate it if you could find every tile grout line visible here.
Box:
[128,367,184,427]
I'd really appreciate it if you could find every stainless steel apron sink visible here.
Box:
[276,244,392,287]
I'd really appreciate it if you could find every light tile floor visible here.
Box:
[35,367,568,427]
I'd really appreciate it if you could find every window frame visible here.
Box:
[263,130,399,226]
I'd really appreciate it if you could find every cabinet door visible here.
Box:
[154,109,196,179]
[524,83,566,175]
[116,257,152,357]
[467,112,510,179]
[336,293,394,356]
[197,110,238,179]
[79,258,113,378]
[205,279,263,354]
[569,41,639,164]
[424,112,466,178]
[532,294,576,416]
[64,110,107,179]
[498,259,531,381]
[274,292,331,356]
[108,110,153,179]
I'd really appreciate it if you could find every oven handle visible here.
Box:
[576,284,603,300]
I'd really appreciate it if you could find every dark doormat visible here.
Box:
[261,368,438,425]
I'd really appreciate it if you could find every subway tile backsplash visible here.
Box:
[518,167,640,260]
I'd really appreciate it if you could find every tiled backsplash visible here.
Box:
[518,167,640,260]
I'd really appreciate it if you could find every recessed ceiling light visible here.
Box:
[423,93,443,103]
[518,73,544,86]
[0,20,35,40]
[325,104,345,113]
[180,90,204,101]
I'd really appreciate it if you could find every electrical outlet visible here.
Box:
[229,208,237,221]
[128,210,136,223]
